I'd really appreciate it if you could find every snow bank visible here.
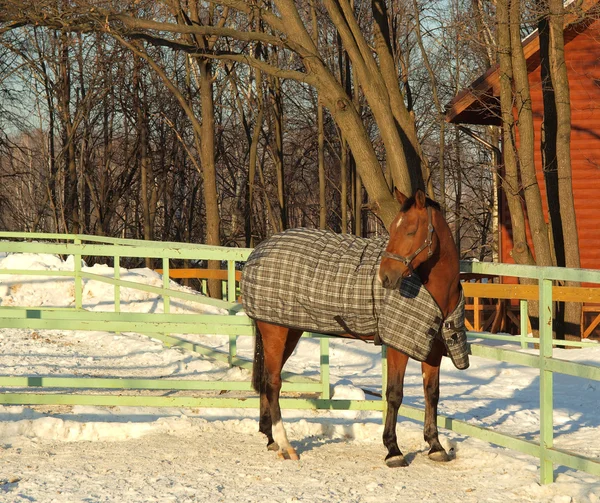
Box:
[0,252,226,314]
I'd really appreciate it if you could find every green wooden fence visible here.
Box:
[0,232,332,404]
[1,232,599,485]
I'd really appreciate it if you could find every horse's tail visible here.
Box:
[251,320,267,393]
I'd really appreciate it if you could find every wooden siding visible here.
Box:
[500,19,600,277]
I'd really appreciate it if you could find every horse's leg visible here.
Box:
[383,347,410,467]
[255,321,302,460]
[422,339,450,462]
[253,322,276,449]
[255,325,303,452]
[263,326,302,451]
[258,393,277,451]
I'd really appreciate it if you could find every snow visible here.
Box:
[1,252,600,502]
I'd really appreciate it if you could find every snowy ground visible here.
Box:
[1,253,600,502]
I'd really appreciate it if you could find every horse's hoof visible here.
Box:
[287,447,300,461]
[385,455,408,468]
[277,447,299,460]
[267,441,280,452]
[428,450,450,462]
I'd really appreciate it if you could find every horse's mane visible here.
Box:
[399,194,442,213]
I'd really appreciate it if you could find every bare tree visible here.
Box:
[538,0,581,340]
[0,0,433,228]
[0,0,514,273]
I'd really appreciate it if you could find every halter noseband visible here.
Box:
[381,205,435,276]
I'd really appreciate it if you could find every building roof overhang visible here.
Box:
[446,1,600,126]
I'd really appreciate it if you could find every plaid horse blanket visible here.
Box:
[241,228,469,370]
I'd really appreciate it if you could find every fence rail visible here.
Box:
[462,279,600,338]
[1,232,599,484]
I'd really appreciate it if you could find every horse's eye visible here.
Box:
[406,230,417,236]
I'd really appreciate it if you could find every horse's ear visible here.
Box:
[394,188,407,205]
[415,189,426,209]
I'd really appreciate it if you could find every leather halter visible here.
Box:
[381,205,435,276]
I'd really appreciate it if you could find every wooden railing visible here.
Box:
[156,268,242,298]
[156,268,242,281]
[462,280,600,338]
[158,269,600,339]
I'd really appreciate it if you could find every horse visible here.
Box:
[243,188,461,467]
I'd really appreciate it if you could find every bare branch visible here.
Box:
[207,6,229,49]
[111,33,204,156]
[126,30,312,84]
[203,0,287,34]
[105,11,284,47]
[196,51,315,85]
[0,21,27,36]
[2,4,308,56]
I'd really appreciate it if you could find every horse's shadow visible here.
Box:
[292,436,348,456]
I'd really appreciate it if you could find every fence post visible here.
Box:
[320,336,330,400]
[227,260,236,303]
[227,260,237,366]
[162,257,170,314]
[520,299,529,349]
[539,276,554,484]
[74,238,82,310]
[114,255,121,335]
[162,257,171,348]
[114,255,120,314]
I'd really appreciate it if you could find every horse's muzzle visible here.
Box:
[379,267,405,290]
[379,255,416,289]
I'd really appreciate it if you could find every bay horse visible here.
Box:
[248,188,461,467]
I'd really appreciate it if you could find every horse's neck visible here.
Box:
[418,217,460,318]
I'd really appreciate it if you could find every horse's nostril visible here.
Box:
[380,270,398,290]
[379,270,390,288]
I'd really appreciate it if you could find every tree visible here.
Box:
[0,0,437,228]
[495,0,581,339]
[0,0,500,270]
[538,0,581,340]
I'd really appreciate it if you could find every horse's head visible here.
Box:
[379,188,440,290]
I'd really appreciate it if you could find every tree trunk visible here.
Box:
[58,33,79,234]
[548,0,581,341]
[321,0,417,195]
[497,0,535,266]
[199,58,222,299]
[169,0,222,298]
[317,101,326,229]
[247,68,264,247]
[270,74,287,232]
[375,0,431,194]
[454,129,462,251]
[337,25,352,234]
[354,171,363,237]
[497,0,538,334]
[311,2,326,230]
[340,137,348,234]
[133,54,153,268]
[412,0,445,205]
[34,28,59,233]
[509,0,553,268]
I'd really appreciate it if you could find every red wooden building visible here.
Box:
[446,2,600,336]
[446,3,600,273]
